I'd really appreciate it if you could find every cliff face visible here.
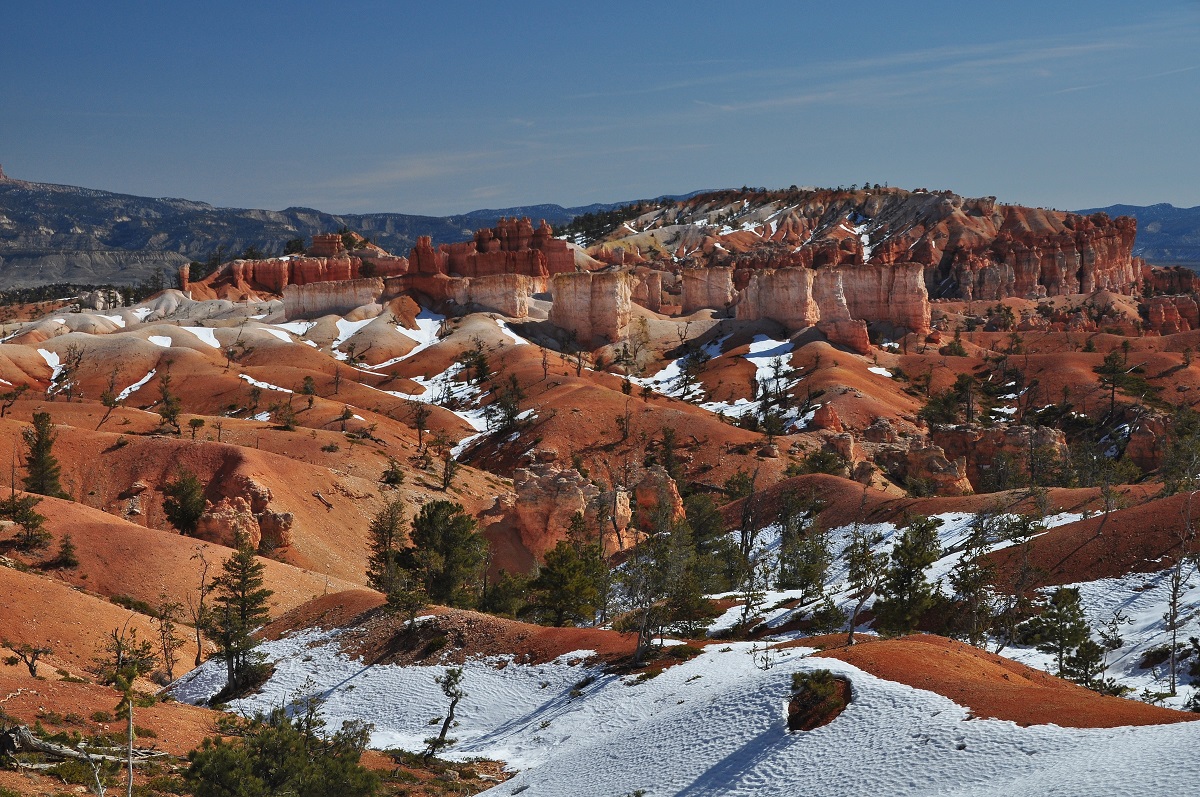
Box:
[589,188,1141,303]
[729,264,928,352]
[1145,295,1200,335]
[929,424,1068,491]
[549,271,634,345]
[947,211,1139,300]
[283,277,385,320]
[416,217,574,280]
[682,267,735,314]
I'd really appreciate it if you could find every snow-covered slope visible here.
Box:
[173,630,1200,797]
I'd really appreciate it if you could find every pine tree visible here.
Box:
[661,520,716,637]
[156,364,182,434]
[187,706,378,797]
[844,522,887,645]
[406,500,486,607]
[776,489,829,600]
[873,515,944,637]
[365,498,406,596]
[947,511,1003,647]
[525,540,602,627]
[22,411,69,499]
[424,668,465,762]
[163,469,207,535]
[478,569,530,617]
[0,490,50,551]
[154,592,185,683]
[50,533,79,568]
[1019,586,1092,675]
[208,539,274,696]
[684,493,735,592]
[1063,636,1106,688]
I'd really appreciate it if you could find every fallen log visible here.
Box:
[1,725,168,765]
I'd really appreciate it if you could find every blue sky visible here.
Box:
[4,1,1199,215]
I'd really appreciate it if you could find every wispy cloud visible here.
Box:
[575,14,1191,117]
[308,149,509,193]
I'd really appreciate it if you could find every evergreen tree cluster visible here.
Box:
[187,704,378,797]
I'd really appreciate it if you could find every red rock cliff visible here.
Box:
[590,188,1140,303]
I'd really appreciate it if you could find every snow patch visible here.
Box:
[117,369,156,401]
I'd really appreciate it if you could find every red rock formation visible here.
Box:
[630,267,666,312]
[513,465,599,559]
[682,267,735,314]
[1146,295,1200,335]
[634,466,686,531]
[512,465,632,557]
[530,218,576,275]
[1125,413,1169,472]
[550,271,634,345]
[309,233,345,258]
[811,404,844,432]
[929,424,1067,491]
[873,441,973,495]
[283,277,385,320]
[591,188,1140,304]
[430,218,572,279]
[1145,264,1198,295]
[194,496,260,550]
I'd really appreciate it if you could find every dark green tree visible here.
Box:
[660,520,717,636]
[187,705,377,797]
[524,540,603,627]
[424,668,465,762]
[1063,636,1107,688]
[873,515,944,637]
[163,469,207,535]
[3,640,52,677]
[684,493,735,592]
[93,620,157,685]
[157,364,182,434]
[775,489,828,600]
[22,411,69,499]
[844,521,887,645]
[478,569,530,618]
[49,532,79,569]
[1019,586,1093,676]
[300,375,317,409]
[365,498,406,596]
[207,539,274,696]
[0,490,49,551]
[405,500,486,607]
[947,511,1003,647]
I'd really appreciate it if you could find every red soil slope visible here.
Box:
[816,635,1197,728]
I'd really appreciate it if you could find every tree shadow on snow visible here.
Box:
[675,721,796,797]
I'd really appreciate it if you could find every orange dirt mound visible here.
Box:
[988,491,1200,588]
[0,671,218,756]
[814,634,1198,728]
[266,593,637,666]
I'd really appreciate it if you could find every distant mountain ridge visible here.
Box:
[1075,202,1200,266]
[0,166,706,288]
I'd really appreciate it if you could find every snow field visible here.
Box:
[174,628,1200,797]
